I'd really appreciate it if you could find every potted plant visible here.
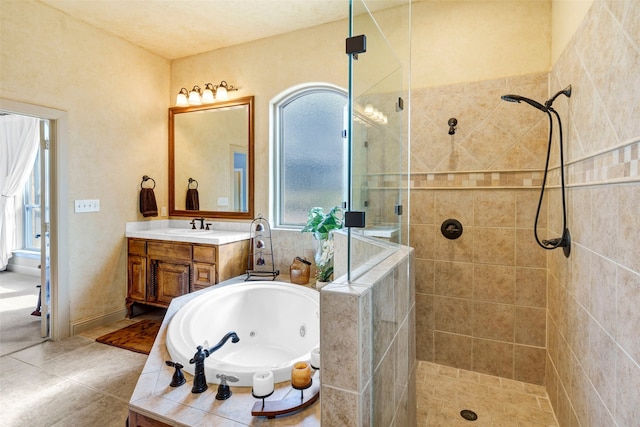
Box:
[301,206,344,283]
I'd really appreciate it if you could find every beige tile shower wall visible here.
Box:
[545,0,640,426]
[411,74,549,173]
[410,73,553,385]
[412,187,548,385]
[320,247,415,426]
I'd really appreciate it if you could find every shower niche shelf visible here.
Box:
[246,215,279,281]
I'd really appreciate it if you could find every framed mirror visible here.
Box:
[169,96,254,219]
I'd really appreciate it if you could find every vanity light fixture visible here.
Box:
[176,88,189,107]
[188,85,202,106]
[174,81,239,106]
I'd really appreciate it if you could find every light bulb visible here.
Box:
[216,86,228,101]
[202,89,214,103]
[188,86,202,105]
[176,88,189,107]
[364,104,374,116]
[202,83,215,103]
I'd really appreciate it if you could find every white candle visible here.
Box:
[310,347,321,369]
[252,371,274,397]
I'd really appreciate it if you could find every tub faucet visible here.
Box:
[189,331,240,393]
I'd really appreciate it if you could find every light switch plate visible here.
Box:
[74,199,100,213]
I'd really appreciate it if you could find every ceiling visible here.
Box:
[38,0,406,60]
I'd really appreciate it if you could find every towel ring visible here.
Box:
[141,175,156,189]
[188,178,199,189]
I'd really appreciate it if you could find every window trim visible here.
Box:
[269,82,347,229]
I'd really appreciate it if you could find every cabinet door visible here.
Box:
[127,255,146,301]
[154,260,190,305]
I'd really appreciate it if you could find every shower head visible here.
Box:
[501,94,548,112]
[545,85,572,109]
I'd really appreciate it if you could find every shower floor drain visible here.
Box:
[460,409,478,421]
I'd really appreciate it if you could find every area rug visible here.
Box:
[95,319,161,355]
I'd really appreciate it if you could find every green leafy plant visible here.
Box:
[301,206,344,281]
[301,206,344,240]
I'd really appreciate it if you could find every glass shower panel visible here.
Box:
[348,0,404,278]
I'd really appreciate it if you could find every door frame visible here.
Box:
[1,98,70,341]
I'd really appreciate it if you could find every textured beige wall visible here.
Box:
[411,0,551,88]
[0,0,169,327]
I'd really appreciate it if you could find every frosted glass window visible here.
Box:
[275,87,347,227]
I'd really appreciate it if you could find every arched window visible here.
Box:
[270,83,348,228]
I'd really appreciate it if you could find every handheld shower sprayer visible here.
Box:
[501,85,572,112]
[501,85,573,258]
[501,94,548,112]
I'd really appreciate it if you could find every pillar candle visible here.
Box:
[310,347,320,369]
[291,361,312,388]
[252,371,274,397]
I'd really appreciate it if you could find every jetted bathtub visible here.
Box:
[166,280,319,386]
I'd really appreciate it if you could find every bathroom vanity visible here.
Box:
[125,222,250,317]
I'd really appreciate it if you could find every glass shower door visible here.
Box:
[347,0,405,279]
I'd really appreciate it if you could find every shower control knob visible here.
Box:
[441,219,463,240]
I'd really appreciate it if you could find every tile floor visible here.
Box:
[1,316,559,427]
[416,361,559,427]
[0,271,47,356]
[0,310,163,427]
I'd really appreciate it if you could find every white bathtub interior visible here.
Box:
[166,281,320,386]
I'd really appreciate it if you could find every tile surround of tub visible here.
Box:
[320,248,415,426]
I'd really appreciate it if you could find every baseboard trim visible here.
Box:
[6,264,41,277]
[71,308,128,336]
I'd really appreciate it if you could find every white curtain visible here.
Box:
[0,115,40,270]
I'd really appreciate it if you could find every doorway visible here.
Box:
[0,113,50,354]
[0,98,69,346]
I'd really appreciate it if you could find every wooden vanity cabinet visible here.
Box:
[126,238,248,316]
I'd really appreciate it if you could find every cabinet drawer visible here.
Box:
[193,245,216,263]
[128,239,146,256]
[147,241,192,260]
